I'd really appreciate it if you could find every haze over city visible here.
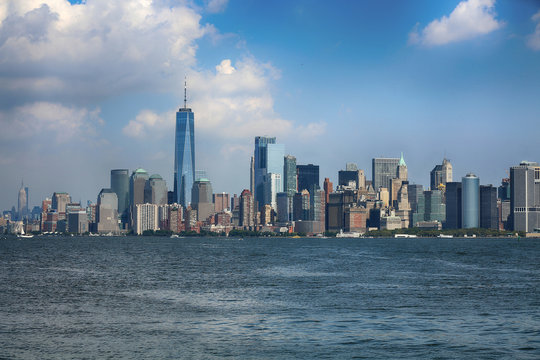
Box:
[1,0,539,210]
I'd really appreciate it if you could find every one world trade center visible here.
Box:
[174,81,195,206]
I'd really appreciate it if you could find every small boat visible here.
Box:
[438,234,453,238]
[17,228,34,239]
[394,234,417,238]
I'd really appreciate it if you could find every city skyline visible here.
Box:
[1,0,540,210]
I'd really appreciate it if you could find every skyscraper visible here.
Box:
[111,169,129,226]
[174,81,195,207]
[510,161,540,232]
[462,173,480,228]
[17,181,27,221]
[97,189,119,234]
[130,168,149,226]
[445,182,462,229]
[480,185,498,230]
[253,136,284,210]
[144,174,168,205]
[283,155,297,196]
[297,164,319,193]
[372,157,399,190]
[191,178,214,221]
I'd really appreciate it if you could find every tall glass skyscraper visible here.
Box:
[253,136,284,210]
[462,173,480,228]
[174,83,195,207]
[111,169,129,226]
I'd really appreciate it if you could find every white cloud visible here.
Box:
[409,0,503,46]
[0,0,212,105]
[527,10,540,51]
[0,102,103,142]
[205,0,228,14]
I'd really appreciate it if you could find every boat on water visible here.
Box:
[394,234,417,238]
[438,234,453,238]
[17,228,34,239]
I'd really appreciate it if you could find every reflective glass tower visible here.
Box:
[462,173,480,228]
[174,81,195,207]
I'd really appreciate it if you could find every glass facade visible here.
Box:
[372,158,399,190]
[111,169,129,225]
[297,164,319,194]
[462,174,480,228]
[174,107,195,207]
[445,182,462,229]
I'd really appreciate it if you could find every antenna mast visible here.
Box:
[184,76,187,109]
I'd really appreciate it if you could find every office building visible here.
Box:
[480,185,498,230]
[239,189,255,229]
[462,173,480,228]
[213,193,230,213]
[284,155,297,196]
[425,190,445,223]
[111,169,129,225]
[134,203,158,235]
[253,136,285,209]
[191,178,214,222]
[431,158,453,190]
[293,190,310,221]
[372,157,399,190]
[52,192,71,221]
[510,161,540,232]
[17,181,27,220]
[276,192,289,223]
[445,182,462,229]
[67,209,89,234]
[144,174,168,205]
[297,164,319,193]
[130,168,149,225]
[263,173,282,211]
[97,189,119,234]
[174,81,195,206]
[397,152,408,182]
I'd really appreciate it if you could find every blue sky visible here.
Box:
[1,0,539,210]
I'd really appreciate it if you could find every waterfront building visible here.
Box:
[174,82,195,206]
[424,190,445,223]
[144,174,168,205]
[239,189,255,229]
[372,157,400,191]
[445,182,462,229]
[134,203,158,235]
[323,178,333,230]
[462,173,480,228]
[111,169,129,226]
[480,185,498,230]
[168,204,184,233]
[67,209,89,234]
[191,178,214,222]
[97,189,119,234]
[344,206,367,233]
[510,161,540,232]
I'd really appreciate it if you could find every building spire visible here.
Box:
[399,152,406,167]
[184,76,187,109]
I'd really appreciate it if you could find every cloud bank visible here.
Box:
[409,0,503,46]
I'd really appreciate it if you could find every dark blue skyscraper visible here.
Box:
[174,81,195,206]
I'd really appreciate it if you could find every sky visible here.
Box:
[1,0,539,210]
